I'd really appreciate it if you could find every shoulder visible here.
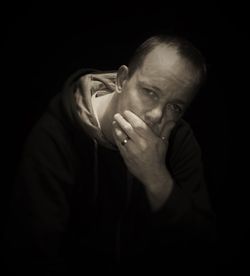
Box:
[22,102,74,166]
[167,119,202,170]
[170,119,201,152]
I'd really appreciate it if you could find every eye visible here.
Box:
[168,104,183,114]
[144,88,158,100]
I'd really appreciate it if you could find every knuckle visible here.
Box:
[124,124,133,132]
[134,122,145,131]
[115,128,123,137]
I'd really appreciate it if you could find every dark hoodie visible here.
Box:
[4,69,216,275]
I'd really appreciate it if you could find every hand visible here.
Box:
[112,110,176,187]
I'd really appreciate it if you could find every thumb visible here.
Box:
[160,120,176,141]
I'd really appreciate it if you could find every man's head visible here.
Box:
[127,35,206,90]
[114,35,207,135]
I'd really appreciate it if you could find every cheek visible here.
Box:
[128,90,148,119]
[123,89,147,118]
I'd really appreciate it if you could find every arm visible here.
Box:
[4,114,74,274]
[112,110,215,241]
[151,122,215,234]
[148,124,216,271]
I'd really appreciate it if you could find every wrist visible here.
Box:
[143,166,171,189]
[144,168,174,211]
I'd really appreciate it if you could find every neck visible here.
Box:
[95,92,118,145]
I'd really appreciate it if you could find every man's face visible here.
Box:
[116,45,197,135]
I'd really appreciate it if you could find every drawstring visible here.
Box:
[125,170,133,211]
[115,219,121,264]
[93,139,99,208]
[115,169,134,264]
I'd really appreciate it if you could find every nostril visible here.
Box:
[145,111,163,125]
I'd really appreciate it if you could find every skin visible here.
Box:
[97,44,198,211]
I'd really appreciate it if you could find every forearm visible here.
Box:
[147,177,216,241]
[143,167,174,212]
[142,167,215,232]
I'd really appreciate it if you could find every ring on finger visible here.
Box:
[121,136,130,146]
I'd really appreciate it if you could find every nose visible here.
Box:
[144,106,164,126]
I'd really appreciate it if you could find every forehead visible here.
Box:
[137,45,196,90]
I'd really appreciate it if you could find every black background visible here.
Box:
[1,1,248,274]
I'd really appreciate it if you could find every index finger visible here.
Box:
[123,110,155,139]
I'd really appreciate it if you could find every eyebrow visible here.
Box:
[169,99,187,106]
[138,81,162,94]
[138,81,187,106]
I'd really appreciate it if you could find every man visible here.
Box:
[5,35,215,274]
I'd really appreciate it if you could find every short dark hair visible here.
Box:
[128,35,207,92]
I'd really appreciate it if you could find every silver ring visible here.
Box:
[121,138,129,146]
[121,139,128,146]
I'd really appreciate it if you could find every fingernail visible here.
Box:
[114,113,120,119]
[114,127,121,136]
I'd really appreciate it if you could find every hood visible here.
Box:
[52,69,135,262]
[61,69,118,149]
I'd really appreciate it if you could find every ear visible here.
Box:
[116,65,129,93]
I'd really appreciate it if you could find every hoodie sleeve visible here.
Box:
[149,120,216,248]
[4,113,75,275]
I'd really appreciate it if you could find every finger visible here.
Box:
[123,110,155,139]
[113,129,128,156]
[113,113,141,143]
[112,121,129,143]
[112,121,137,149]
[160,120,176,142]
[112,122,135,154]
